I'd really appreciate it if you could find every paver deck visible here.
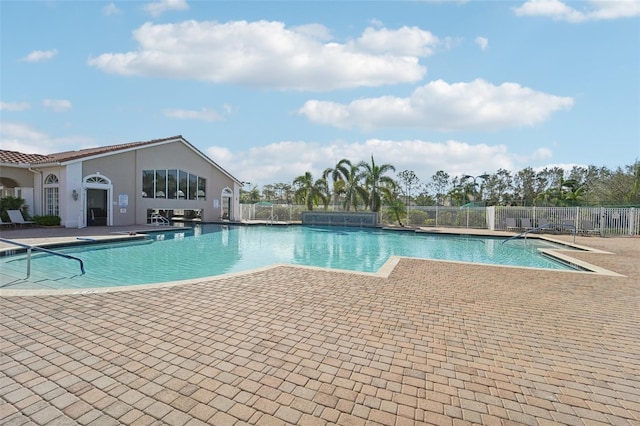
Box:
[1,226,638,425]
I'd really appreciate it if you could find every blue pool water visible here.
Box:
[1,224,580,289]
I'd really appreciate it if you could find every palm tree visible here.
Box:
[534,188,554,207]
[293,172,328,211]
[323,159,352,209]
[386,198,406,227]
[561,178,586,206]
[448,185,466,207]
[536,177,585,206]
[342,162,368,211]
[358,156,396,212]
[240,185,260,204]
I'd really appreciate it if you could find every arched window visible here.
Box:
[85,175,109,185]
[44,174,59,216]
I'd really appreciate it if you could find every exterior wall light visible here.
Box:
[72,189,79,201]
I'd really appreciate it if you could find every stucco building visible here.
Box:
[0,135,243,228]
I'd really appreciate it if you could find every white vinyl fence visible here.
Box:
[240,204,639,236]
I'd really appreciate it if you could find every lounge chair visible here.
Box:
[580,220,599,236]
[0,217,15,228]
[537,217,550,232]
[561,219,575,233]
[520,218,534,231]
[7,210,36,227]
[505,217,519,231]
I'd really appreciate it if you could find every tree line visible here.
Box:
[240,158,640,210]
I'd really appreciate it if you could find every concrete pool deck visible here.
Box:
[0,225,638,425]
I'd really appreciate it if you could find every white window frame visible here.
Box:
[43,174,59,216]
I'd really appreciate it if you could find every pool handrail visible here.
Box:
[503,223,576,244]
[0,237,86,278]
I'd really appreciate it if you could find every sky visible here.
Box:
[1,0,639,189]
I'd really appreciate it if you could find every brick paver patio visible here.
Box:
[1,227,638,425]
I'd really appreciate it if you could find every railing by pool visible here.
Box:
[0,238,85,279]
[503,223,577,244]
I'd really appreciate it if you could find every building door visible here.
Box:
[87,189,108,226]
[221,187,233,220]
[82,173,112,227]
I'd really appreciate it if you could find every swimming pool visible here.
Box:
[0,224,581,289]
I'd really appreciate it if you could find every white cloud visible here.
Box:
[1,122,49,144]
[0,122,93,154]
[212,138,536,188]
[529,147,553,161]
[43,99,72,113]
[289,23,332,41]
[144,0,189,17]
[87,20,430,91]
[163,108,225,122]
[0,101,30,111]
[102,3,122,16]
[513,0,640,22]
[475,36,488,51]
[353,26,442,56]
[298,79,574,131]
[206,146,234,164]
[20,49,58,63]
[532,162,582,176]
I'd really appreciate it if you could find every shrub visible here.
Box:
[0,196,28,222]
[32,215,61,226]
[407,210,429,226]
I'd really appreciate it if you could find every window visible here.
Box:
[189,173,197,200]
[167,170,178,199]
[86,175,109,184]
[44,174,59,185]
[44,174,59,216]
[142,170,154,198]
[197,177,206,200]
[156,170,166,198]
[142,169,207,200]
[178,170,188,199]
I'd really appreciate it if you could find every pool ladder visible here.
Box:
[0,238,86,280]
[267,214,278,225]
[150,213,170,226]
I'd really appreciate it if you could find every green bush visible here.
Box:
[32,215,61,226]
[0,196,28,222]
[407,210,429,226]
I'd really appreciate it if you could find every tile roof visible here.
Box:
[0,150,50,165]
[0,135,183,165]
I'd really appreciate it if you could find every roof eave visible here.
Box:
[53,136,186,165]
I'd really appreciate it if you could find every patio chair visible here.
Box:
[505,217,519,231]
[7,210,36,227]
